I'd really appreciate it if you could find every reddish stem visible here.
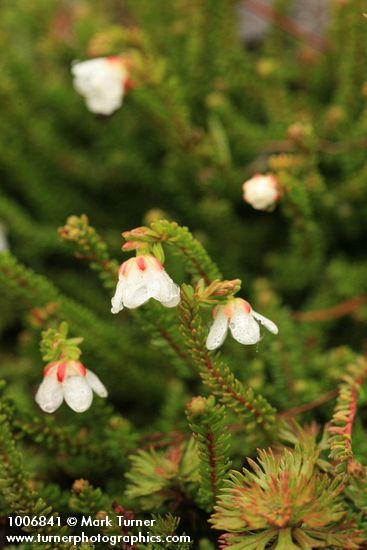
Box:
[329,369,367,465]
[293,294,367,322]
[158,327,193,367]
[244,0,329,51]
[207,430,218,497]
[206,360,260,418]
[343,373,367,438]
[177,245,213,285]
[278,389,338,417]
[140,431,184,451]
[344,385,358,438]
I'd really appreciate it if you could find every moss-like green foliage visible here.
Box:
[186,396,231,512]
[125,437,199,511]
[211,438,363,549]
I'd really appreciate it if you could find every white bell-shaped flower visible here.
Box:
[111,255,180,313]
[71,56,129,115]
[206,298,278,350]
[35,360,107,414]
[242,173,280,211]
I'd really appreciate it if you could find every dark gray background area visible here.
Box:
[238,0,331,43]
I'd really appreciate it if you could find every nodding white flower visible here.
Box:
[242,174,280,211]
[111,254,180,313]
[71,56,129,115]
[206,298,278,350]
[35,360,107,414]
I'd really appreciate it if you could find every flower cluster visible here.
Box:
[111,244,278,350]
[36,222,279,415]
[71,56,130,115]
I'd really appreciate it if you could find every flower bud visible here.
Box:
[242,174,280,211]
